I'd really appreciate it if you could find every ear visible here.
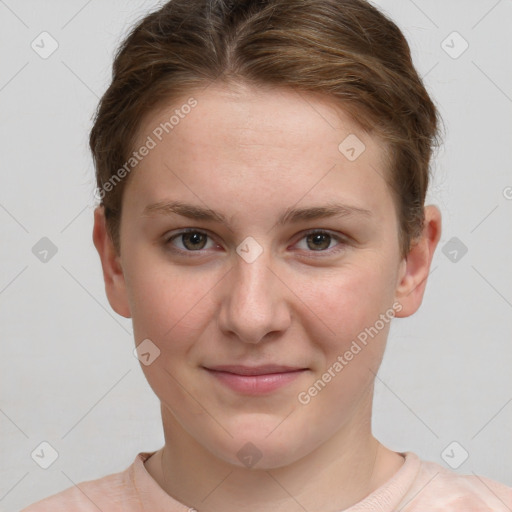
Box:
[394,205,442,317]
[92,206,132,318]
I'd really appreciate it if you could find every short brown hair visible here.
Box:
[90,0,442,258]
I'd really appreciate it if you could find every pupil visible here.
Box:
[309,233,330,250]
[184,232,206,250]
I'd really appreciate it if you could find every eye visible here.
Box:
[294,229,347,254]
[163,228,348,257]
[165,229,217,253]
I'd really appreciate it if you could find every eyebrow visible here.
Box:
[142,200,372,225]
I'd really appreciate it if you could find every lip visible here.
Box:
[205,365,306,375]
[203,365,308,395]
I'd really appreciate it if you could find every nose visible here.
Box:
[217,249,291,344]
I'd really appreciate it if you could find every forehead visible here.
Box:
[125,83,393,219]
[139,83,380,152]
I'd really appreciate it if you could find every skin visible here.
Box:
[93,83,441,512]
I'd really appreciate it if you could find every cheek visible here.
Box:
[299,260,396,349]
[127,266,216,406]
[125,251,216,346]
[298,265,395,417]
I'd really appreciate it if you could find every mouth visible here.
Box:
[202,365,308,395]
[204,364,307,375]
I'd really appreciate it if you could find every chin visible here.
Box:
[206,423,317,471]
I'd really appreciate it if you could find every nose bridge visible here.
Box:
[218,246,290,343]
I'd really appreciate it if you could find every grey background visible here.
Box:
[1,0,511,510]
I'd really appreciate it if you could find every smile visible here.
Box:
[203,365,308,395]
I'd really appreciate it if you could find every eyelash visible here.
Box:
[163,228,348,258]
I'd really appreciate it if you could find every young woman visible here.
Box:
[23,0,512,510]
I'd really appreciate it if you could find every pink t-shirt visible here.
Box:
[21,451,512,511]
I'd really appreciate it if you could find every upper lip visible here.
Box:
[204,365,307,376]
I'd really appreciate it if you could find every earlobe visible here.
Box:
[92,206,132,318]
[394,205,442,317]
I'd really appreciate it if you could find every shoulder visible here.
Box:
[400,452,512,511]
[20,453,151,512]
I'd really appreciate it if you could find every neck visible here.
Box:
[145,398,404,512]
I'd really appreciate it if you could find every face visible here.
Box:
[101,83,416,469]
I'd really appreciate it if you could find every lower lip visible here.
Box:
[205,369,306,395]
